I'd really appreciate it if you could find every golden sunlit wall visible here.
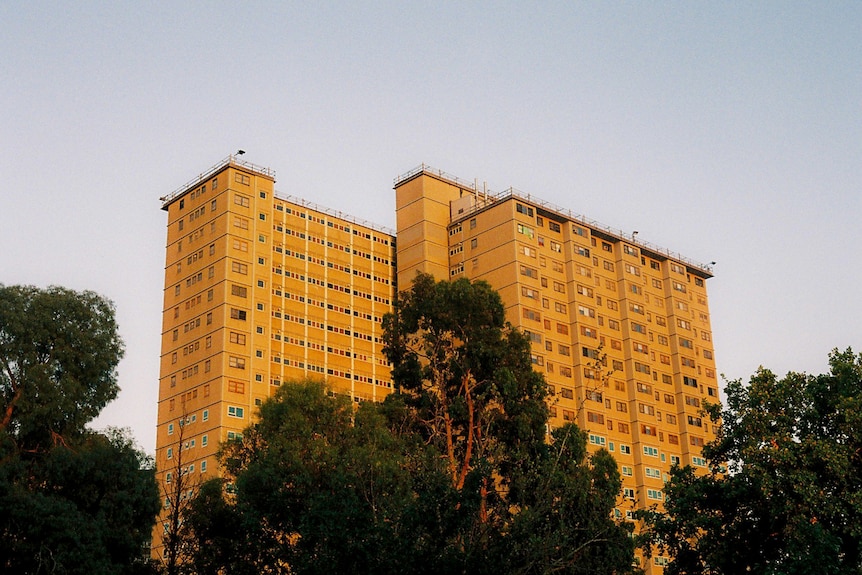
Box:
[153,158,396,552]
[156,160,717,573]
[394,168,718,575]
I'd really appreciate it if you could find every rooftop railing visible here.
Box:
[273,192,396,237]
[160,154,276,209]
[396,164,713,275]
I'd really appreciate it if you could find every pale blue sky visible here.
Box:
[1,2,859,454]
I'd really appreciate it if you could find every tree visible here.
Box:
[184,380,459,575]
[498,424,635,575]
[381,273,548,511]
[0,285,124,452]
[186,276,634,575]
[382,273,634,573]
[638,348,862,575]
[157,407,202,575]
[0,285,159,574]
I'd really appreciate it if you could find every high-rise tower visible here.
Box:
[155,158,718,573]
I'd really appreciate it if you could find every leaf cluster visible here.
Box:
[0,284,124,453]
[639,348,862,575]
[184,275,635,575]
[0,285,159,574]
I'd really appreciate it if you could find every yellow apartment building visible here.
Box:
[154,156,397,552]
[395,165,718,573]
[156,158,718,572]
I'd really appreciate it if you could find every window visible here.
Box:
[228,406,244,418]
[638,403,655,416]
[202,409,208,421]
[621,465,633,477]
[643,445,659,457]
[619,444,631,455]
[517,223,534,238]
[634,362,650,375]
[521,286,539,299]
[623,488,635,499]
[520,265,538,279]
[229,332,246,345]
[201,435,208,447]
[228,356,246,369]
[516,203,534,217]
[589,434,606,447]
[230,308,247,321]
[167,423,174,435]
[548,221,561,233]
[647,489,663,500]
[522,308,541,322]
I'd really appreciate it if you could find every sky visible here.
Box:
[1,2,859,455]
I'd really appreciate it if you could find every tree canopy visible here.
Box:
[0,284,124,452]
[185,275,634,574]
[638,348,862,575]
[0,285,159,574]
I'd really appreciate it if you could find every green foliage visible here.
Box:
[496,424,635,575]
[185,275,633,574]
[186,381,460,574]
[0,285,159,574]
[0,428,160,575]
[638,348,862,575]
[0,284,124,452]
[381,273,548,493]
